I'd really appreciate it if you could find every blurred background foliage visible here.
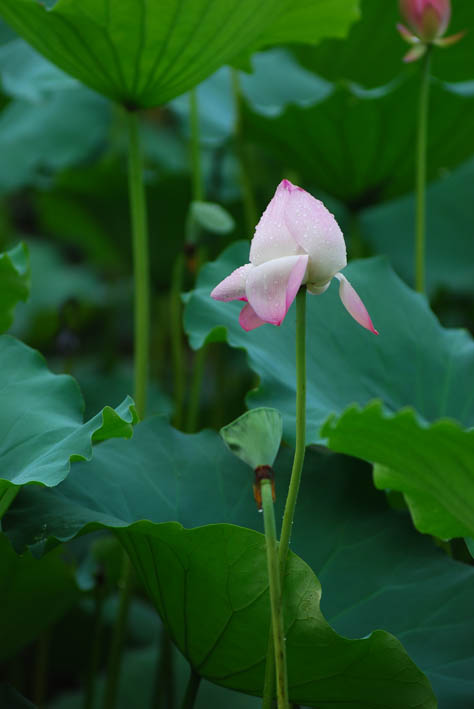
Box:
[0,0,473,706]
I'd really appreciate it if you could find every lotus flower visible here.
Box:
[211,180,378,334]
[397,0,464,61]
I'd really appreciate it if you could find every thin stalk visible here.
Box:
[84,580,105,709]
[279,289,307,578]
[170,253,185,429]
[261,480,289,709]
[230,69,258,234]
[185,89,207,433]
[180,668,201,709]
[101,109,150,709]
[0,483,19,521]
[103,554,134,709]
[185,343,207,432]
[151,629,175,709]
[189,89,204,203]
[33,630,50,708]
[127,109,150,419]
[415,47,432,294]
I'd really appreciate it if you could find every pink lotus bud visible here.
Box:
[211,180,378,335]
[399,0,451,41]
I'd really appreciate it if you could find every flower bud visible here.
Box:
[399,0,451,41]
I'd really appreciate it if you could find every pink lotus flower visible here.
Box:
[397,0,464,62]
[211,180,378,334]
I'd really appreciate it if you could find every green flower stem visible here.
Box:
[181,668,201,709]
[101,110,150,709]
[33,630,50,708]
[231,68,258,235]
[186,343,207,432]
[185,88,207,432]
[279,288,307,577]
[127,109,150,420]
[261,479,289,709]
[415,47,432,294]
[170,253,185,429]
[103,554,134,709]
[190,88,204,203]
[84,580,105,709]
[0,483,19,521]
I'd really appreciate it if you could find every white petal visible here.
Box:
[284,187,347,286]
[249,181,304,266]
[211,264,253,302]
[245,255,308,325]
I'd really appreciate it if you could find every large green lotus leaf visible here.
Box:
[360,157,474,296]
[184,244,474,540]
[0,532,79,662]
[170,50,332,147]
[0,88,110,194]
[295,0,474,88]
[0,335,137,494]
[0,0,358,108]
[0,37,77,101]
[4,419,474,704]
[0,243,30,332]
[244,77,474,205]
[184,243,474,442]
[322,403,474,539]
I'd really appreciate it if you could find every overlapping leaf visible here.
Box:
[244,77,474,204]
[295,0,474,87]
[184,243,474,539]
[0,335,137,495]
[0,0,359,108]
[360,157,474,295]
[0,243,30,331]
[5,418,474,704]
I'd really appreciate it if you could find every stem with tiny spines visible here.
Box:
[415,46,432,294]
[261,479,289,709]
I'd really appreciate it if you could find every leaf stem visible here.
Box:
[180,668,201,709]
[170,253,185,429]
[261,479,289,709]
[190,88,204,203]
[127,109,150,419]
[186,343,207,432]
[84,578,105,709]
[279,288,307,576]
[103,554,134,709]
[415,47,432,294]
[230,68,258,234]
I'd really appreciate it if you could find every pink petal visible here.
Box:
[396,22,419,43]
[284,186,346,287]
[249,181,304,266]
[239,304,266,331]
[245,255,308,326]
[403,44,427,62]
[334,273,379,335]
[211,264,253,302]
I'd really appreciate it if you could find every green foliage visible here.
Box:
[0,243,30,331]
[322,402,474,539]
[185,243,474,439]
[220,408,282,469]
[185,244,474,540]
[245,78,474,204]
[0,335,137,494]
[0,532,79,661]
[0,0,359,107]
[5,419,474,704]
[295,0,474,86]
[360,157,474,296]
